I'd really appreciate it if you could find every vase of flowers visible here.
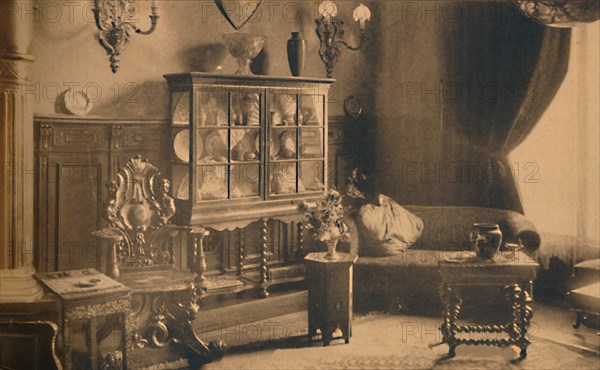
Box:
[300,190,351,260]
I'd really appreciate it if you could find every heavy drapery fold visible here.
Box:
[442,3,571,213]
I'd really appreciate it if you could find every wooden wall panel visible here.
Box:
[34,116,168,272]
[33,115,369,274]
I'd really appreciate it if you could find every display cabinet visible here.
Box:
[164,73,334,296]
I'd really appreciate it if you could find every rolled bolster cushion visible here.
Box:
[496,209,541,255]
[355,194,424,257]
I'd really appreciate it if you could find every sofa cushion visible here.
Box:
[355,195,424,256]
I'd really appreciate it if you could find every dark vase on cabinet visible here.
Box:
[287,32,305,77]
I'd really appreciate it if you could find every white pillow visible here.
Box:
[356,195,424,256]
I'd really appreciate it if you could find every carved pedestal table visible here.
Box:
[36,269,131,370]
[437,252,538,360]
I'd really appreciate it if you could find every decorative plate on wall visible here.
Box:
[344,95,363,118]
[64,89,93,116]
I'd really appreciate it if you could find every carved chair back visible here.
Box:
[99,155,178,274]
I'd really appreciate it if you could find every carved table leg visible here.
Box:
[518,283,533,359]
[87,317,99,370]
[439,281,460,357]
[507,284,521,355]
[449,287,462,357]
[63,317,72,370]
[507,283,532,360]
[120,311,130,370]
[258,219,270,298]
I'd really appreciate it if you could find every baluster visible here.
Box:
[507,284,522,346]
[297,221,304,259]
[449,290,462,356]
[237,228,245,276]
[259,219,270,298]
[191,227,209,297]
[519,282,533,359]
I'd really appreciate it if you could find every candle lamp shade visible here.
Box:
[319,1,338,20]
[353,3,372,31]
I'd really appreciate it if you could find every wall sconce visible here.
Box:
[92,0,160,73]
[316,1,371,78]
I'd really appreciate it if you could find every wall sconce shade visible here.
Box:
[92,0,160,73]
[353,3,371,30]
[318,1,338,20]
[316,1,371,78]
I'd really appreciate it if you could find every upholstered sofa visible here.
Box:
[340,206,541,316]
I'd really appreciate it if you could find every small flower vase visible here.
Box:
[325,238,339,260]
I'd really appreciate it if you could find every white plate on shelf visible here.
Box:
[173,129,204,163]
[173,93,190,125]
[205,130,228,159]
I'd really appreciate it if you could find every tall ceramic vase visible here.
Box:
[325,238,339,260]
[287,32,305,77]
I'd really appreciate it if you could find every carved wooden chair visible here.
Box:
[0,321,62,370]
[92,155,224,368]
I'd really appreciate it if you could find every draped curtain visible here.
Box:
[511,21,600,264]
[441,2,571,213]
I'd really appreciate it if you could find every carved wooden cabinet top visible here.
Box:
[34,115,167,153]
[164,73,335,230]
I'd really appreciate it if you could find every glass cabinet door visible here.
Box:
[171,91,191,200]
[267,92,325,197]
[298,94,325,193]
[172,84,327,204]
[194,88,262,202]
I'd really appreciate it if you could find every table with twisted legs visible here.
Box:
[438,252,538,360]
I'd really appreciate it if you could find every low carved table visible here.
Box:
[305,252,358,346]
[437,252,538,359]
[36,269,131,370]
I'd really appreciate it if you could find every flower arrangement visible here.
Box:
[300,189,351,243]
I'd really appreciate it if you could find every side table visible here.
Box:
[305,252,358,346]
[36,269,131,370]
[438,252,538,359]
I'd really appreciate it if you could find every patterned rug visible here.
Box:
[204,313,599,370]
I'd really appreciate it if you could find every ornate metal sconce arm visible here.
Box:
[92,1,159,73]
[316,16,367,78]
[136,11,160,35]
[91,7,104,32]
[335,32,365,52]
